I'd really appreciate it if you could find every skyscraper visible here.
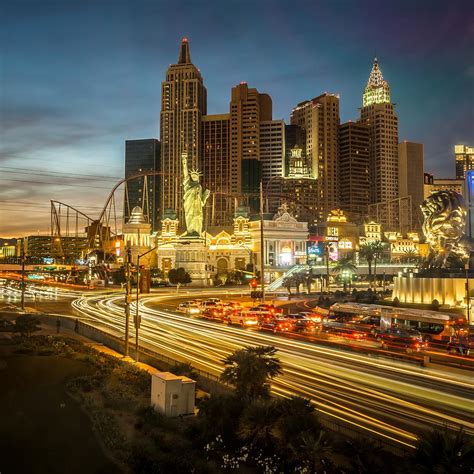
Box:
[260,119,285,213]
[455,144,474,179]
[201,113,232,226]
[124,139,161,232]
[290,93,340,220]
[160,38,207,225]
[399,141,424,230]
[230,82,272,212]
[338,121,370,223]
[360,58,399,208]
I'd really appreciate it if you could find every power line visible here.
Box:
[0,166,121,181]
[0,177,113,189]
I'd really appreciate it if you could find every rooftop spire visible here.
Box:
[178,37,191,64]
[363,56,391,107]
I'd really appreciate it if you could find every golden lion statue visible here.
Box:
[421,191,472,269]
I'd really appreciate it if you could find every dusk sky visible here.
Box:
[1,0,473,237]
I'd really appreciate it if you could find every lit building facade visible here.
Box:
[455,144,474,179]
[124,139,161,232]
[314,210,359,260]
[249,204,308,273]
[260,119,285,214]
[291,93,340,220]
[121,206,154,267]
[201,113,232,226]
[399,141,424,231]
[160,38,207,226]
[230,82,272,212]
[360,58,399,227]
[339,121,370,223]
[423,173,464,199]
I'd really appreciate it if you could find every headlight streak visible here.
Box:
[70,293,474,448]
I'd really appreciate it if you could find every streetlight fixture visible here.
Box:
[134,245,160,363]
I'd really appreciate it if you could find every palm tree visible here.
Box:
[296,430,333,472]
[411,427,474,474]
[402,248,418,264]
[237,399,278,450]
[359,243,375,288]
[371,240,384,289]
[360,242,383,288]
[332,255,357,291]
[220,346,282,401]
[272,396,320,451]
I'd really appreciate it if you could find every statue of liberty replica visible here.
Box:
[182,152,210,236]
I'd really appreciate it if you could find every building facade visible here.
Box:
[290,93,340,220]
[124,139,161,232]
[360,58,399,227]
[455,144,474,179]
[398,141,424,231]
[230,82,272,212]
[423,173,465,199]
[260,119,285,214]
[160,38,207,226]
[338,121,370,223]
[201,114,232,226]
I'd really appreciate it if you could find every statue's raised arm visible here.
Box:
[182,152,189,182]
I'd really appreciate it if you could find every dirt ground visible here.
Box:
[0,343,120,474]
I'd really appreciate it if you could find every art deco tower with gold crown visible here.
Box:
[160,38,207,226]
[360,58,399,212]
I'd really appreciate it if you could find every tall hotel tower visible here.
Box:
[160,38,207,224]
[290,93,340,221]
[360,58,399,208]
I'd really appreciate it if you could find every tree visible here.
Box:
[237,399,278,450]
[360,241,383,288]
[411,427,474,474]
[372,240,384,288]
[14,314,41,337]
[198,393,245,445]
[283,277,293,296]
[220,345,282,401]
[168,267,191,286]
[402,248,418,264]
[332,255,357,291]
[272,396,321,451]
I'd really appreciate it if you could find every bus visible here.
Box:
[328,302,466,342]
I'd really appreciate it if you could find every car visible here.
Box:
[154,280,171,287]
[298,311,323,323]
[227,310,259,327]
[376,327,427,352]
[201,307,225,321]
[285,313,307,321]
[446,338,472,356]
[177,302,191,311]
[322,323,367,340]
[201,301,219,310]
[255,304,283,315]
[293,318,318,333]
[205,298,222,304]
[259,317,294,333]
[177,302,201,314]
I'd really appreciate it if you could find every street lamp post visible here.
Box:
[124,243,132,357]
[20,240,26,311]
[134,245,159,363]
[259,182,265,303]
[465,263,471,326]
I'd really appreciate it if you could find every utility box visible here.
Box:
[150,371,196,417]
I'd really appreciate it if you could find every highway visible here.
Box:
[67,291,474,451]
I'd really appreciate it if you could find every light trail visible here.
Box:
[68,292,474,449]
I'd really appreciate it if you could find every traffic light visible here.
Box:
[250,278,258,289]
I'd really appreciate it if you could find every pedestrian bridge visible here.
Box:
[267,263,417,291]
